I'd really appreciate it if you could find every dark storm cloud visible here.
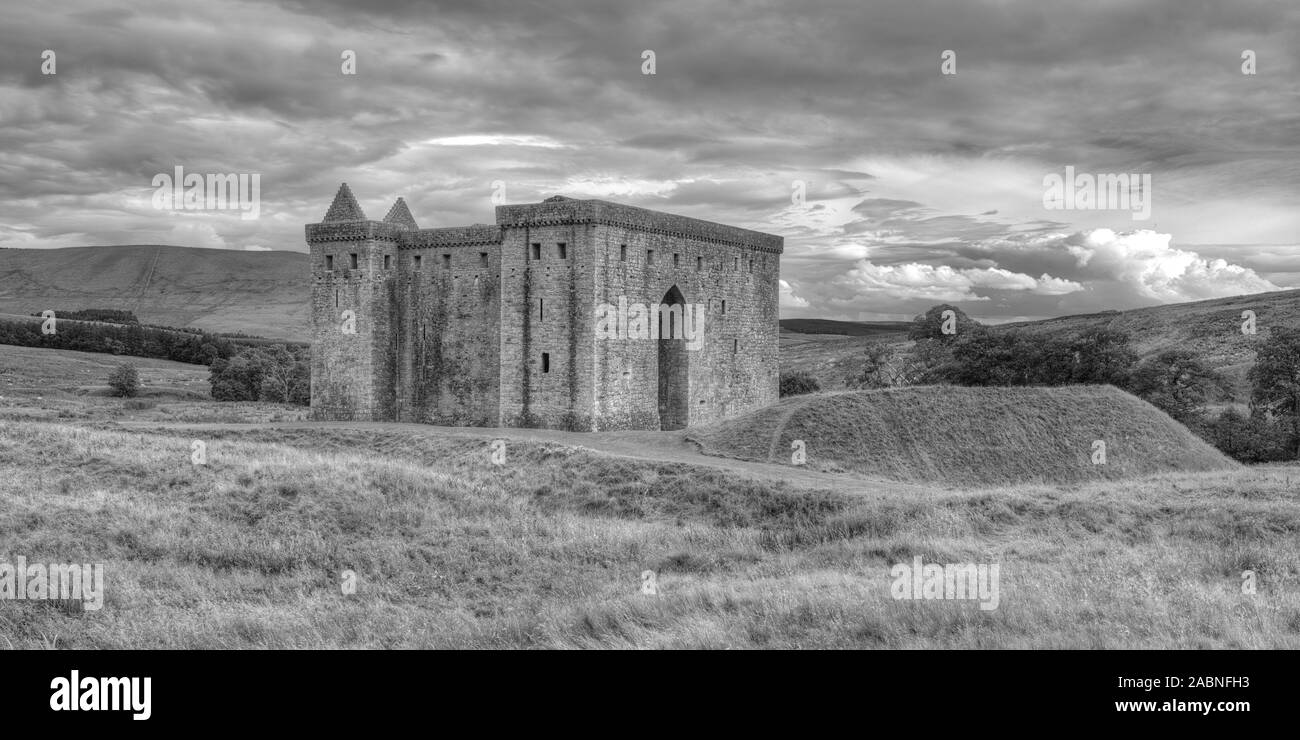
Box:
[0,0,1296,320]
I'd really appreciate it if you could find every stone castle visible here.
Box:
[306,183,782,431]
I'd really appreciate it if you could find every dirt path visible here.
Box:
[115,419,936,497]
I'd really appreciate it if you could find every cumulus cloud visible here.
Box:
[0,0,1295,327]
[832,261,1083,302]
[1066,229,1282,302]
[779,279,810,309]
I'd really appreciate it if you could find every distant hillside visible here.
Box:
[781,290,1300,398]
[0,245,308,341]
[989,290,1300,399]
[779,318,911,337]
[688,386,1238,488]
[778,320,913,390]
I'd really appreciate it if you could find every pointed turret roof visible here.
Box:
[383,197,418,229]
[322,183,367,222]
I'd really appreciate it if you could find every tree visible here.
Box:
[1248,327,1300,457]
[1205,407,1293,463]
[908,304,982,341]
[107,363,140,397]
[844,342,904,389]
[257,345,310,405]
[209,353,266,401]
[899,337,956,385]
[1067,328,1137,386]
[209,346,310,405]
[1127,349,1223,425]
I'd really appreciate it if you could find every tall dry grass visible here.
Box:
[1,421,1297,648]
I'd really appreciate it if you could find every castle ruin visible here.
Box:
[306,184,782,431]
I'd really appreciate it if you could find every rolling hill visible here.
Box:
[3,244,1297,387]
[688,385,1239,487]
[0,245,309,341]
[989,290,1300,398]
[781,290,1300,397]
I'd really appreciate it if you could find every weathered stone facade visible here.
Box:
[306,184,782,431]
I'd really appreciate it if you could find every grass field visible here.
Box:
[0,344,304,425]
[1,344,1298,648]
[1,412,1298,648]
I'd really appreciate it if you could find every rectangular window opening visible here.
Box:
[673,253,680,267]
[619,244,627,262]
[384,254,392,270]
[443,254,451,267]
[480,252,488,267]
[647,249,654,265]
[325,254,334,270]
[413,255,422,269]
[531,243,541,260]
[539,298,544,322]
[350,253,359,269]
[696,256,702,271]
[541,352,550,373]
[557,242,567,259]
[721,299,727,315]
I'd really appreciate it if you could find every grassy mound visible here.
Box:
[688,385,1238,487]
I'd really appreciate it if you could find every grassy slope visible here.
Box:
[781,289,1300,398]
[0,245,308,341]
[0,344,309,425]
[778,330,899,390]
[0,344,209,400]
[992,289,1300,400]
[1,421,1296,648]
[779,319,911,337]
[688,386,1238,487]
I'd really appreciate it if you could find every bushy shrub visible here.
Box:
[1203,408,1294,463]
[209,345,309,405]
[1126,349,1225,425]
[907,304,983,341]
[843,342,903,389]
[108,363,140,398]
[931,327,1137,388]
[779,370,821,397]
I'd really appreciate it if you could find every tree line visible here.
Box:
[0,310,311,407]
[0,314,242,365]
[781,304,1300,463]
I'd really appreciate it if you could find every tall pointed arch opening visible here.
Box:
[657,285,690,430]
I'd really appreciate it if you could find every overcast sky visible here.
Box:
[1,0,1297,322]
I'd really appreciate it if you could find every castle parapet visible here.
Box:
[495,197,783,253]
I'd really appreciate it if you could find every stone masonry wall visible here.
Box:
[308,192,781,431]
[589,223,779,430]
[397,240,501,425]
[307,222,402,421]
[497,222,595,430]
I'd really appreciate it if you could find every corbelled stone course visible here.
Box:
[307,185,781,431]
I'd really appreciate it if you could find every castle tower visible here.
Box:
[305,185,782,431]
[305,183,401,421]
